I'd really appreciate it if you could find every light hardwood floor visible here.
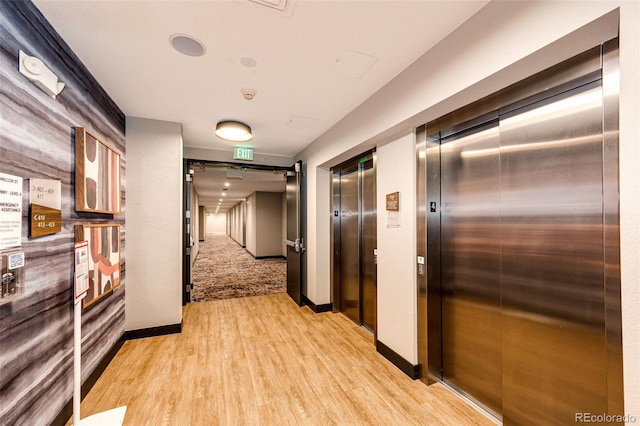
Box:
[68,294,494,425]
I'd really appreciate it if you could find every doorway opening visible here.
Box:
[182,160,304,306]
[331,151,377,334]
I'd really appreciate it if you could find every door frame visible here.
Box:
[182,158,299,305]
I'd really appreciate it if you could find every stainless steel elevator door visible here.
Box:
[421,40,621,425]
[339,166,360,323]
[361,160,376,331]
[500,83,608,424]
[440,121,502,417]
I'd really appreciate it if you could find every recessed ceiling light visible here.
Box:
[224,182,230,187]
[169,34,206,57]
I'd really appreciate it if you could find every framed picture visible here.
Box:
[75,127,121,214]
[74,224,121,309]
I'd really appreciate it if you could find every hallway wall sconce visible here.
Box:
[215,120,253,142]
[18,50,65,98]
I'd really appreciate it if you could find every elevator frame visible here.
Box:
[331,150,378,334]
[416,38,622,420]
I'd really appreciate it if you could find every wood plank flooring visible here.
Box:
[67,294,494,425]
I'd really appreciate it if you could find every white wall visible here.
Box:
[227,201,245,246]
[619,1,640,420]
[206,211,227,234]
[125,117,183,330]
[245,192,284,257]
[246,193,257,255]
[376,131,417,364]
[198,206,206,241]
[295,1,639,414]
[256,192,284,257]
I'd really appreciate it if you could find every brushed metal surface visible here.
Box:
[339,166,361,323]
[500,82,608,424]
[602,38,624,417]
[332,154,377,329]
[361,159,377,332]
[420,40,622,424]
[416,125,428,384]
[332,172,341,312]
[425,132,442,383]
[440,120,502,417]
[427,46,601,136]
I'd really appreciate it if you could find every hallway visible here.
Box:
[67,294,493,425]
[191,235,286,302]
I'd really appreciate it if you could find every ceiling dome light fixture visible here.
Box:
[215,120,253,142]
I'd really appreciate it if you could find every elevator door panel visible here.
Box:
[361,160,376,331]
[339,168,360,323]
[500,84,607,424]
[440,123,502,416]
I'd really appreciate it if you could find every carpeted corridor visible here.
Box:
[191,234,287,302]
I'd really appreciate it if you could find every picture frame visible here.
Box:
[74,224,121,309]
[75,127,121,214]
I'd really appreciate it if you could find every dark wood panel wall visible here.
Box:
[0,2,126,424]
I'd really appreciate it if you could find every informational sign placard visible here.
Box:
[386,192,400,228]
[387,211,400,228]
[74,241,89,301]
[0,173,23,249]
[30,178,61,210]
[386,192,399,211]
[1,250,24,299]
[30,204,62,238]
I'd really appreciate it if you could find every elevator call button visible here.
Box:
[429,202,437,212]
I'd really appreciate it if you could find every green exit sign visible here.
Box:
[233,147,253,161]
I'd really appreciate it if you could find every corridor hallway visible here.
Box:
[67,294,492,425]
[191,235,286,302]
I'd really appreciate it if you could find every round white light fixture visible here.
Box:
[169,34,206,57]
[215,120,253,142]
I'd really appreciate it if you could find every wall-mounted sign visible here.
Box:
[28,178,62,239]
[233,147,253,161]
[30,204,62,238]
[0,172,23,250]
[1,250,25,299]
[74,241,89,301]
[30,178,61,209]
[386,192,399,211]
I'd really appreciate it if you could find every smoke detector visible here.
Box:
[241,87,257,100]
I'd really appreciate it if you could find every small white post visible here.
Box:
[73,299,82,425]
